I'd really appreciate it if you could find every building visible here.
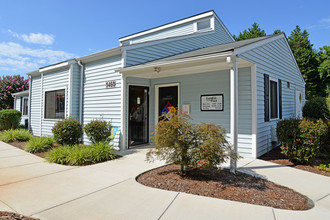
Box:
[12,90,29,128]
[26,11,305,158]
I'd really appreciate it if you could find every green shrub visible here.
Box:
[24,136,54,153]
[0,129,32,142]
[191,123,234,168]
[52,117,83,146]
[0,109,22,130]
[46,142,118,165]
[327,95,330,112]
[303,97,329,121]
[90,141,118,162]
[84,119,112,144]
[146,113,237,172]
[277,118,328,164]
[46,145,71,164]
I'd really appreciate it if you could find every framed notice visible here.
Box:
[200,94,223,111]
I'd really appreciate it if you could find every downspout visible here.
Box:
[68,64,74,117]
[13,95,16,110]
[28,76,32,131]
[40,72,44,137]
[77,60,84,124]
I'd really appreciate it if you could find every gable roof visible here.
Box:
[146,35,275,63]
[119,10,234,43]
[120,34,304,84]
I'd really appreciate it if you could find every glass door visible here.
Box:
[128,86,149,147]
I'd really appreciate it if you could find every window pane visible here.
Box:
[197,20,211,30]
[55,90,65,119]
[23,99,28,115]
[45,91,55,119]
[270,81,278,118]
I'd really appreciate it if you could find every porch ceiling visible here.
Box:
[119,52,252,79]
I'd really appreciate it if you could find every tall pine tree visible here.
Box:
[233,22,266,41]
[317,46,330,96]
[288,26,320,98]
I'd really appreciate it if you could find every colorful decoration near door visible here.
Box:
[161,101,176,120]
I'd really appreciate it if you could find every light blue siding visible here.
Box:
[82,55,122,146]
[30,75,41,136]
[125,67,253,157]
[125,19,234,67]
[239,37,305,157]
[41,67,69,136]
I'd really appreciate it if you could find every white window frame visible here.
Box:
[22,97,29,116]
[43,87,67,121]
[155,83,180,124]
[193,17,214,33]
[269,77,279,121]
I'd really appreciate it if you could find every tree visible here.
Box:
[288,26,321,98]
[273,29,284,35]
[0,75,29,110]
[316,46,330,96]
[233,22,266,41]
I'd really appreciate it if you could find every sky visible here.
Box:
[0,0,329,77]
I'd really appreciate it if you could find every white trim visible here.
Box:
[269,76,280,121]
[13,96,17,110]
[194,17,214,33]
[77,47,122,63]
[119,51,233,73]
[121,30,215,50]
[251,64,257,159]
[234,34,305,84]
[28,76,32,131]
[119,11,214,42]
[40,73,43,136]
[43,87,67,120]
[39,60,75,73]
[122,50,126,67]
[281,36,305,84]
[154,83,180,125]
[233,35,283,55]
[229,57,238,173]
[120,75,127,150]
[77,61,84,124]
[213,13,234,42]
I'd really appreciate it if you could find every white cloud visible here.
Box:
[307,17,330,30]
[8,30,54,45]
[0,42,74,74]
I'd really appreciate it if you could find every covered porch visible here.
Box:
[119,50,257,159]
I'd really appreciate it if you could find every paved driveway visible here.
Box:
[0,141,329,220]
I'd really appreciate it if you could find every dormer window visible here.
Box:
[197,19,211,30]
[194,18,214,32]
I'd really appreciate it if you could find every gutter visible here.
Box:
[77,60,84,124]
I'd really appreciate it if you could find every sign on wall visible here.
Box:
[200,94,223,111]
[106,80,116,88]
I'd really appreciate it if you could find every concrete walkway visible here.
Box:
[0,141,329,220]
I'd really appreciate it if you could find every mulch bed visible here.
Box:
[7,141,47,158]
[259,147,330,177]
[137,164,313,210]
[0,211,38,220]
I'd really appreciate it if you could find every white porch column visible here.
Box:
[120,74,127,151]
[228,56,238,173]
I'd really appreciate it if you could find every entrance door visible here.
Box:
[157,85,179,121]
[296,90,303,119]
[128,86,149,147]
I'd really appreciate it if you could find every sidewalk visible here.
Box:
[0,141,329,220]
